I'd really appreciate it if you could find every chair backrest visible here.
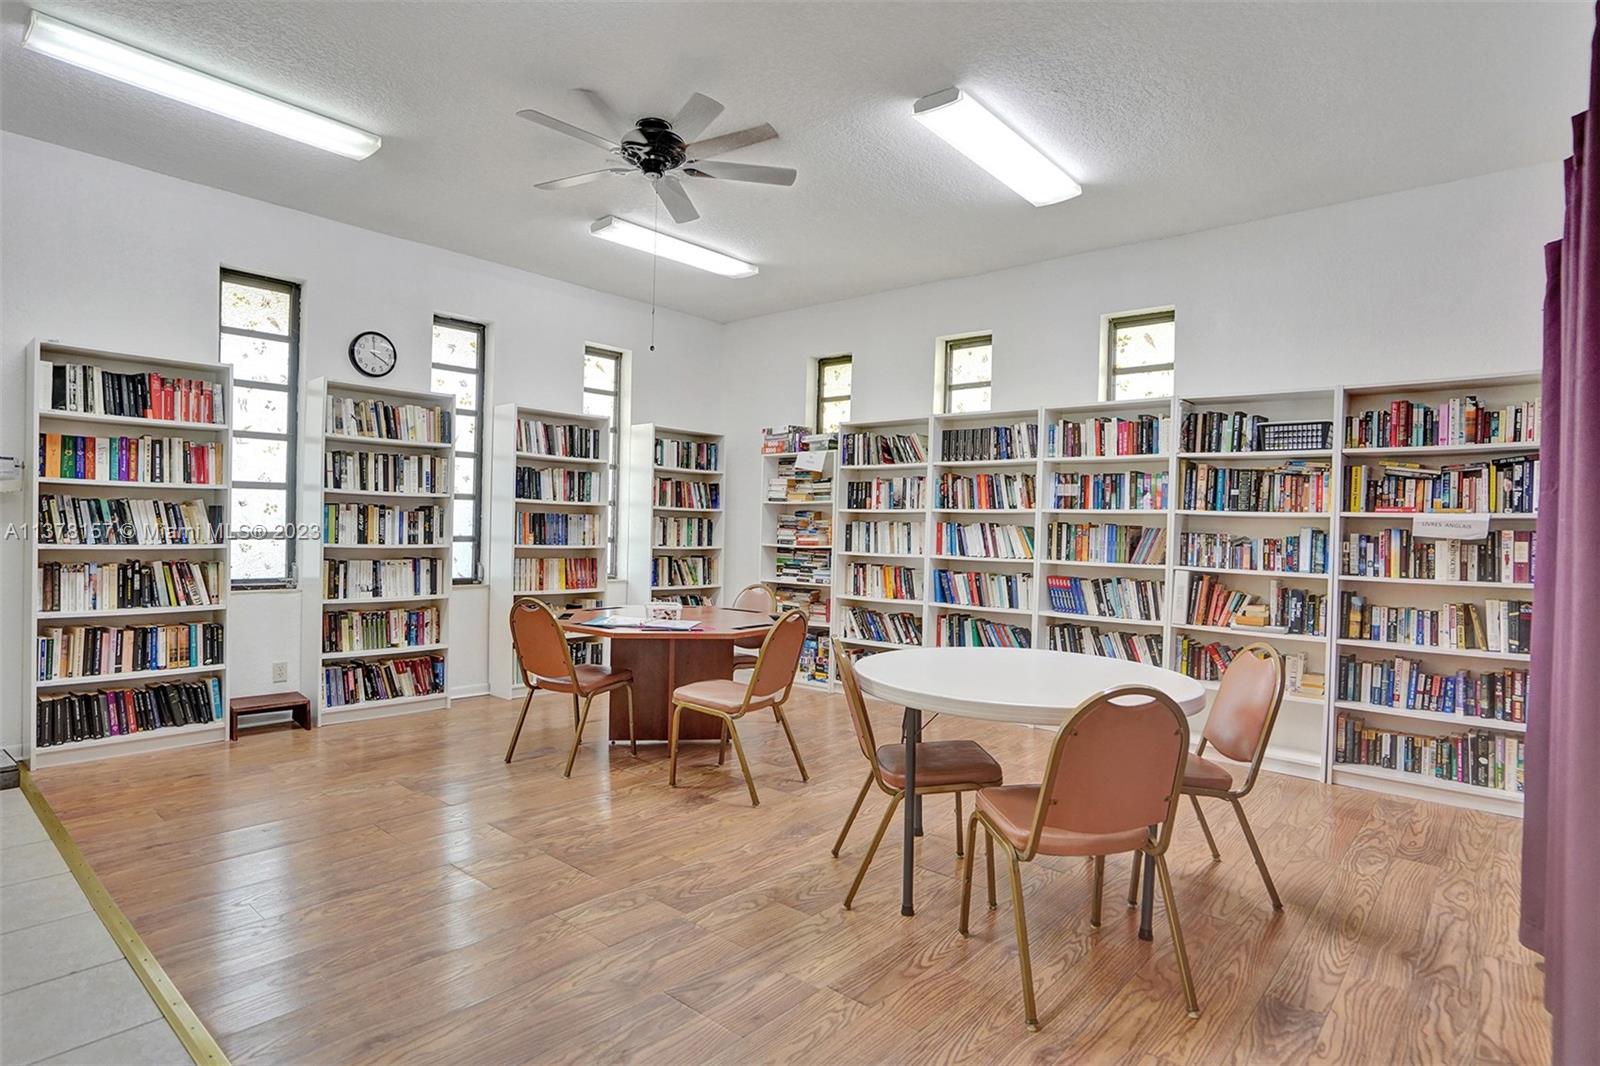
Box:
[508,599,576,686]
[1201,642,1285,787]
[831,640,881,776]
[731,583,777,614]
[1026,685,1189,860]
[742,609,809,704]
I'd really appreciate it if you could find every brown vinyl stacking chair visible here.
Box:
[832,641,1003,909]
[505,599,636,777]
[730,583,777,674]
[669,610,809,805]
[1178,642,1287,910]
[961,685,1197,1030]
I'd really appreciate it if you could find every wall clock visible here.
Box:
[349,331,397,378]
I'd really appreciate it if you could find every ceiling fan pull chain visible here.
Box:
[650,196,659,352]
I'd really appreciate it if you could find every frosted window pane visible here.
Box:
[221,282,292,335]
[820,399,850,434]
[1114,368,1174,400]
[432,369,477,413]
[232,386,289,434]
[820,361,851,397]
[949,344,991,385]
[220,334,290,385]
[232,487,290,532]
[232,437,287,484]
[583,391,612,419]
[455,456,476,497]
[949,386,991,414]
[432,324,480,368]
[452,542,475,581]
[453,498,475,536]
[231,538,287,582]
[584,353,617,391]
[1114,321,1175,369]
[457,415,477,454]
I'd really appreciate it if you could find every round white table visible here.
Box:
[852,647,1207,933]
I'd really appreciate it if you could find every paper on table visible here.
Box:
[581,615,702,631]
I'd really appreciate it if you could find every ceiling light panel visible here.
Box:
[589,216,758,278]
[912,87,1080,207]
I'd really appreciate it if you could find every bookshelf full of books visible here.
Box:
[759,426,838,689]
[1040,399,1173,669]
[299,378,454,723]
[26,340,233,766]
[487,405,610,699]
[627,424,725,605]
[1329,374,1539,816]
[833,417,932,654]
[1171,388,1339,780]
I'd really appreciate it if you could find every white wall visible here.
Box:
[717,162,1563,594]
[0,132,726,751]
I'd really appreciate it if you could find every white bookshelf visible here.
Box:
[299,378,454,724]
[833,416,933,654]
[487,404,610,699]
[758,431,837,691]
[26,340,232,767]
[627,424,724,604]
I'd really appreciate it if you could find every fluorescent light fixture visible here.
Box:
[912,87,1080,206]
[21,11,381,160]
[589,215,758,278]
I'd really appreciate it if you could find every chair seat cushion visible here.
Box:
[1182,753,1237,793]
[536,664,632,695]
[976,785,1151,857]
[673,678,773,715]
[733,635,766,650]
[875,740,1003,790]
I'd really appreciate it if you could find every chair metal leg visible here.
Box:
[954,792,964,858]
[1190,793,1221,861]
[773,703,809,781]
[572,693,580,732]
[958,812,980,934]
[844,791,902,909]
[1155,853,1201,1019]
[504,687,534,764]
[717,721,728,765]
[563,693,595,778]
[625,685,637,757]
[725,719,760,807]
[986,831,997,909]
[833,772,873,857]
[1127,850,1141,908]
[1091,855,1105,928]
[668,703,684,787]
[1231,797,1283,910]
[1005,847,1039,1031]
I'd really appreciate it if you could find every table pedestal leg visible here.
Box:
[902,706,921,917]
[1139,827,1157,941]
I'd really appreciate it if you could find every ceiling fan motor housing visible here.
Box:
[622,117,688,176]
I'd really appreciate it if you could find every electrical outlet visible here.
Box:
[272,661,288,684]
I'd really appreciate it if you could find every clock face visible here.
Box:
[349,332,397,378]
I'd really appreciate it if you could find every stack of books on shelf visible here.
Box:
[516,556,600,593]
[36,679,223,748]
[937,472,1035,509]
[325,451,448,494]
[939,422,1038,461]
[1181,411,1269,453]
[841,605,922,645]
[1045,521,1166,565]
[772,549,830,586]
[329,398,452,444]
[840,519,922,555]
[517,467,600,503]
[323,557,443,600]
[1341,528,1534,582]
[1051,469,1168,511]
[841,431,927,465]
[322,503,445,546]
[932,569,1033,609]
[934,613,1031,648]
[40,433,221,485]
[1344,458,1538,513]
[36,495,222,546]
[1344,395,1539,448]
[1336,655,1527,723]
[1050,413,1169,457]
[36,621,225,680]
[653,554,716,588]
[767,459,833,505]
[1334,712,1522,794]
[932,521,1035,560]
[516,512,598,547]
[656,515,716,548]
[1338,593,1530,653]
[656,436,720,471]
[322,655,446,710]
[656,477,720,509]
[762,425,836,454]
[844,476,924,510]
[1181,460,1331,512]
[322,606,440,654]
[1179,528,1327,574]
[518,418,602,459]
[1046,622,1163,664]
[798,633,832,684]
[776,510,830,547]
[49,362,224,424]
[1045,575,1162,621]
[1179,572,1324,635]
[844,562,920,600]
[775,586,831,627]
[37,559,222,612]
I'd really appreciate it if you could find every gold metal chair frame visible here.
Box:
[831,640,995,910]
[958,684,1198,1031]
[1181,641,1287,910]
[504,599,637,777]
[668,610,809,806]
[730,583,778,675]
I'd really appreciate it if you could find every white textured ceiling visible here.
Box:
[0,1,1589,322]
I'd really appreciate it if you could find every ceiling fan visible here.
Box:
[517,90,796,224]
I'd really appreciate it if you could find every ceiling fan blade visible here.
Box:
[684,123,778,162]
[653,176,700,224]
[670,92,725,141]
[534,168,631,190]
[516,108,617,151]
[574,88,629,138]
[683,161,797,187]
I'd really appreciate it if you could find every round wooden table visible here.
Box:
[852,647,1206,934]
[561,605,778,742]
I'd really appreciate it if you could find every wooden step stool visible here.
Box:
[230,692,313,740]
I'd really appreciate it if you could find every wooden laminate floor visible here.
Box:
[35,687,1550,1065]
